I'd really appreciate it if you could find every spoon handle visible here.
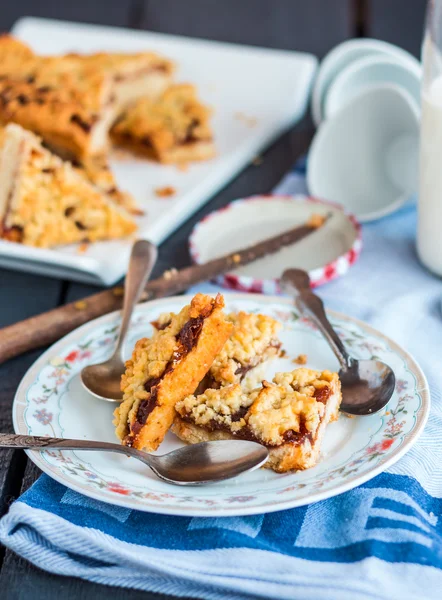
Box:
[114,240,158,359]
[0,433,136,457]
[281,269,356,372]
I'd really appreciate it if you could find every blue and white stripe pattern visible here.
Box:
[1,162,442,599]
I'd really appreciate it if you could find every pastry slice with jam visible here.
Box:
[153,310,282,392]
[172,368,342,472]
[114,293,233,452]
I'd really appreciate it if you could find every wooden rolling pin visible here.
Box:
[0,219,324,365]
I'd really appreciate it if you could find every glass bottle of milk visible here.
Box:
[418,0,442,275]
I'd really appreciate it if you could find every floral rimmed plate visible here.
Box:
[13,294,429,517]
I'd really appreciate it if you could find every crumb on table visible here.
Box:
[293,353,307,365]
[74,300,87,310]
[155,186,176,198]
[163,267,178,280]
[177,163,189,172]
[112,286,124,297]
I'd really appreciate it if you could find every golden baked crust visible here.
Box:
[0,36,174,107]
[154,310,282,391]
[210,312,282,389]
[0,36,174,160]
[111,83,216,163]
[62,50,174,80]
[0,35,35,69]
[0,77,105,159]
[176,384,254,434]
[22,51,174,111]
[273,368,341,422]
[114,293,233,452]
[173,368,342,473]
[0,123,136,247]
[76,154,138,213]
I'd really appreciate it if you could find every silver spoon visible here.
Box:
[0,434,268,485]
[81,240,157,402]
[281,269,395,416]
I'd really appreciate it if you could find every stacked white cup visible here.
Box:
[307,39,421,222]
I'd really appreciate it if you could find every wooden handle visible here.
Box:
[0,222,319,364]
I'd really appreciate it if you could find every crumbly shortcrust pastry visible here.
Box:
[0,123,136,247]
[173,368,342,472]
[153,310,282,391]
[111,83,215,163]
[76,154,138,214]
[114,293,233,452]
[0,34,174,160]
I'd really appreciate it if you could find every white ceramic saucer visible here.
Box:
[311,38,421,126]
[189,195,362,292]
[307,85,419,222]
[324,54,421,121]
[13,294,429,516]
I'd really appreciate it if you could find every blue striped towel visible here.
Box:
[1,160,441,599]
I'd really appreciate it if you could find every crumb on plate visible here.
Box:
[293,354,307,365]
[307,213,327,229]
[234,112,258,127]
[77,242,89,254]
[155,186,176,198]
[130,208,146,216]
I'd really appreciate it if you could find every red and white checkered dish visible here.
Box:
[189,194,362,293]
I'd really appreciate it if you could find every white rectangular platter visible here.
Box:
[0,17,317,285]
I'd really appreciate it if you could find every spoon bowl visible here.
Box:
[81,240,157,402]
[281,269,395,415]
[0,434,268,486]
[148,440,269,485]
[339,358,396,415]
[81,356,126,402]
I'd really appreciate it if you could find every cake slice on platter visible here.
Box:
[64,49,175,109]
[0,124,136,247]
[0,77,112,160]
[0,34,35,70]
[76,153,139,214]
[172,368,342,473]
[0,35,174,160]
[111,83,216,163]
[114,293,233,452]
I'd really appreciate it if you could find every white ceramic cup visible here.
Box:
[311,39,421,126]
[307,84,420,222]
[324,54,421,120]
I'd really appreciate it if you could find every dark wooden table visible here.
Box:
[0,1,426,598]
